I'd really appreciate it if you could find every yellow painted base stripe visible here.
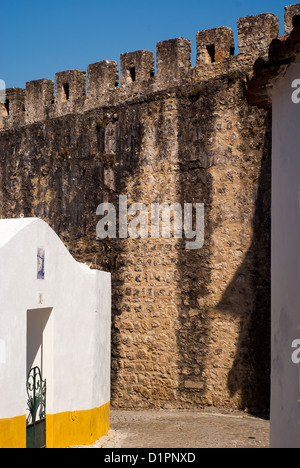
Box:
[46,401,110,448]
[0,402,109,448]
[0,415,26,448]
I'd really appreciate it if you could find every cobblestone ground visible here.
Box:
[76,409,270,449]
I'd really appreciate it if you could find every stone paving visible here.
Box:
[77,408,270,449]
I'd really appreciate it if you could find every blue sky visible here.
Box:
[1,0,292,89]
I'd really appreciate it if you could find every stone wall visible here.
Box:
[0,5,295,412]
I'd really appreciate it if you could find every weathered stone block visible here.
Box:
[25,79,54,121]
[120,50,154,85]
[55,69,86,103]
[87,60,119,99]
[1,88,25,116]
[156,37,191,85]
[284,3,300,35]
[237,13,279,56]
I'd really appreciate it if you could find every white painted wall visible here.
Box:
[271,58,300,448]
[0,218,111,420]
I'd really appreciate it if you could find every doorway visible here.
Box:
[26,308,53,448]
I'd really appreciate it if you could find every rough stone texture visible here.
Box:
[237,13,279,56]
[156,38,192,86]
[0,9,289,413]
[120,50,155,85]
[246,14,300,109]
[196,27,235,64]
[87,61,119,104]
[284,3,300,35]
[75,409,270,448]
[0,88,25,117]
[55,70,86,103]
[25,79,54,123]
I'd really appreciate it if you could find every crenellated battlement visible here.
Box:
[1,5,298,131]
[196,27,235,64]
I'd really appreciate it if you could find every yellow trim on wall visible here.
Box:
[0,402,109,448]
[0,415,26,448]
[46,401,110,448]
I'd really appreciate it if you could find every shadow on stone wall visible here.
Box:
[217,114,271,415]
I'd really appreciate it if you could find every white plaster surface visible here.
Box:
[271,60,300,448]
[0,218,111,420]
